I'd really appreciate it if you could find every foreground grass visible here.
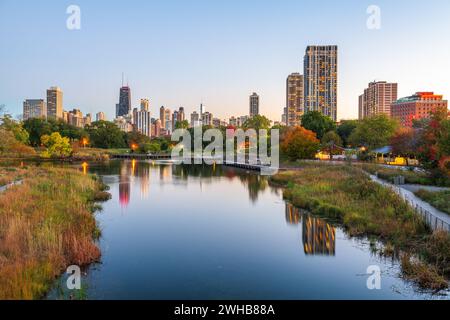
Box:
[362,163,450,187]
[414,190,450,215]
[271,165,450,291]
[0,167,28,186]
[0,166,110,299]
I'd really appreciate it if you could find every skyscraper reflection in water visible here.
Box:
[285,203,336,256]
[119,162,131,207]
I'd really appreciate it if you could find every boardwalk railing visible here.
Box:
[396,186,450,232]
[370,174,450,233]
[111,153,172,160]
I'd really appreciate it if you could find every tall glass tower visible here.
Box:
[303,45,338,122]
[116,86,131,117]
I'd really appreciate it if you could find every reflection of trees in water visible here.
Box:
[285,203,336,256]
[238,173,269,203]
[171,165,272,202]
[171,164,224,182]
[89,160,278,206]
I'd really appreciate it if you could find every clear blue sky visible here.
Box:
[1,0,449,121]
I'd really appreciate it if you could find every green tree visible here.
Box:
[40,132,72,158]
[301,111,336,140]
[52,119,87,141]
[22,118,53,146]
[85,121,126,149]
[337,120,358,147]
[22,118,86,146]
[321,131,343,160]
[139,142,161,153]
[124,131,151,149]
[348,115,397,150]
[0,115,30,144]
[243,115,271,131]
[0,128,34,157]
[175,120,189,130]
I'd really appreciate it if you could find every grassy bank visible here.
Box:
[71,148,110,162]
[271,164,450,291]
[0,166,110,299]
[414,189,450,215]
[361,163,450,187]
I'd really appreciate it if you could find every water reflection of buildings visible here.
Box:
[159,165,172,182]
[285,204,336,256]
[133,160,150,199]
[118,160,153,206]
[119,162,131,207]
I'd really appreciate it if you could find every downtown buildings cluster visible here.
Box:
[112,83,259,138]
[283,45,448,128]
[358,83,447,127]
[22,84,261,139]
[22,45,448,137]
[23,86,105,127]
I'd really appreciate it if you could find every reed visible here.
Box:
[0,166,108,299]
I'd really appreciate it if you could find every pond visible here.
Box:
[47,160,446,300]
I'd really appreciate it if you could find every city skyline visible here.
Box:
[1,1,450,121]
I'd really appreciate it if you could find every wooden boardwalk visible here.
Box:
[111,153,172,160]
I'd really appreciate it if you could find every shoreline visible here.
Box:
[270,164,450,291]
[0,165,110,299]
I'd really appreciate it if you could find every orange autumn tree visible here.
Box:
[281,126,320,160]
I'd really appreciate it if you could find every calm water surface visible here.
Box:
[48,160,448,300]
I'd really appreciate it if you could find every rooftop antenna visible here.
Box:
[121,72,124,87]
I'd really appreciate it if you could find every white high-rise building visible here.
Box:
[134,109,152,137]
[23,99,46,120]
[304,45,338,121]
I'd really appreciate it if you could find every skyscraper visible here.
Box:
[23,99,46,120]
[202,112,213,126]
[164,109,172,132]
[190,111,200,127]
[96,112,105,122]
[152,119,162,137]
[286,73,304,126]
[178,107,185,122]
[134,109,152,137]
[46,86,63,119]
[304,45,338,121]
[160,106,166,129]
[249,92,259,117]
[359,81,398,119]
[172,110,179,129]
[140,98,150,112]
[116,86,131,117]
[229,116,237,127]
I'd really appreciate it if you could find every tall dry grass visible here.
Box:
[0,166,105,299]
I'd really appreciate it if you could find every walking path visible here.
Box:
[400,184,450,193]
[370,175,450,232]
[0,180,23,194]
